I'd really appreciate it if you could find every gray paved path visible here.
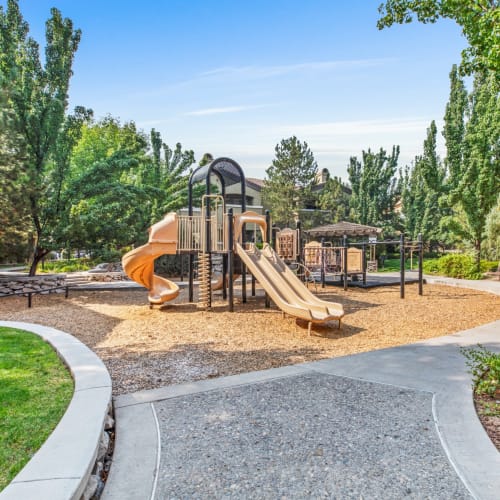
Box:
[103,281,500,500]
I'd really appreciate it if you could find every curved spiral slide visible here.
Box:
[122,213,180,305]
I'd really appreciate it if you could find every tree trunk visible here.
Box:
[29,246,50,276]
[475,239,481,274]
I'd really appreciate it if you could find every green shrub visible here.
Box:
[461,345,500,397]
[422,258,440,274]
[422,254,497,280]
[39,259,93,273]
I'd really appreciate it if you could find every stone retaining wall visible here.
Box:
[0,275,66,296]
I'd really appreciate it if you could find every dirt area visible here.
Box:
[474,392,500,451]
[0,283,498,398]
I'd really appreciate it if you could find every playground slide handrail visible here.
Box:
[235,243,313,320]
[236,243,342,325]
[260,244,344,317]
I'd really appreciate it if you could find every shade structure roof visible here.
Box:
[305,221,382,238]
[190,157,245,187]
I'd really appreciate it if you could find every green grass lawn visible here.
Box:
[376,258,418,273]
[0,327,73,492]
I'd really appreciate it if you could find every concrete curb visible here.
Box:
[105,323,500,500]
[0,321,112,500]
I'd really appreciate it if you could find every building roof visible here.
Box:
[246,177,265,190]
[305,221,382,238]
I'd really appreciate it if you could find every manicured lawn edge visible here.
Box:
[0,327,73,491]
[0,321,112,500]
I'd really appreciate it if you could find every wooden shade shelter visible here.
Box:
[305,221,382,239]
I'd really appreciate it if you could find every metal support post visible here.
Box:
[296,219,302,264]
[265,210,271,308]
[227,209,234,312]
[188,254,194,302]
[343,235,348,291]
[400,233,405,299]
[362,243,367,285]
[321,237,325,289]
[418,233,423,296]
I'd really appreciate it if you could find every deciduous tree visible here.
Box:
[142,129,196,223]
[377,0,500,75]
[402,121,446,247]
[0,0,81,274]
[347,146,402,234]
[0,88,30,262]
[317,175,351,223]
[453,70,500,268]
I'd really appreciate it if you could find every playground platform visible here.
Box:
[318,270,422,288]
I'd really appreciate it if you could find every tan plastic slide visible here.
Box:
[122,213,180,305]
[236,242,344,333]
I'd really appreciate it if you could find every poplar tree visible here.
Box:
[0,88,30,261]
[454,71,500,268]
[402,121,446,247]
[0,0,81,274]
[442,65,468,190]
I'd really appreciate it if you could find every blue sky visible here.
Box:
[11,0,467,180]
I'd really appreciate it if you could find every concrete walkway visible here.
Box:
[102,278,500,500]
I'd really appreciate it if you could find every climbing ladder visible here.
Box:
[197,252,211,308]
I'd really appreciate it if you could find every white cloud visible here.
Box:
[274,118,435,137]
[185,104,268,116]
[199,59,394,81]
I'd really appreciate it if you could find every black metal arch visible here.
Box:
[187,157,246,216]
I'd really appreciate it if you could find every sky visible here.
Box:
[8,0,468,180]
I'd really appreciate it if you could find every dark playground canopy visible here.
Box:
[190,157,245,188]
[305,221,382,238]
[188,157,246,214]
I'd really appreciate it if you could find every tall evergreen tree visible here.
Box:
[0,1,81,274]
[263,136,318,227]
[347,146,402,233]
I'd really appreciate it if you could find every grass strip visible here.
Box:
[0,327,73,492]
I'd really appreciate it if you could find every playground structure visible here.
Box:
[122,157,344,333]
[276,224,424,298]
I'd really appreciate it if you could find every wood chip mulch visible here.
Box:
[0,283,498,399]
